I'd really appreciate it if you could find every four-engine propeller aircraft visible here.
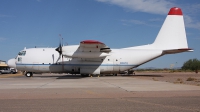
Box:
[8,7,193,77]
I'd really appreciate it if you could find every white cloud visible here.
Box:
[0,37,6,42]
[96,0,200,30]
[0,14,14,18]
[149,18,164,22]
[121,19,160,28]
[184,15,200,30]
[182,4,200,30]
[182,4,200,16]
[122,19,145,25]
[96,0,174,15]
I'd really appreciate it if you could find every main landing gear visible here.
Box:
[80,74,101,77]
[24,71,33,77]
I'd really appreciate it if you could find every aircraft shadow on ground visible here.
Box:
[121,74,163,77]
[33,74,87,79]
[56,75,88,79]
[32,74,163,79]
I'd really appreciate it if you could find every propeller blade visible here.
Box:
[55,34,64,65]
[55,43,62,54]
[56,53,61,63]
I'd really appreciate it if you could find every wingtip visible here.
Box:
[168,7,183,15]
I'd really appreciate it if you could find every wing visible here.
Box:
[62,40,111,58]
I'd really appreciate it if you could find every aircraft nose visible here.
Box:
[7,58,16,68]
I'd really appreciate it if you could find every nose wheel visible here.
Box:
[25,72,33,77]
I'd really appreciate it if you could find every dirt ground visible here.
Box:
[129,72,200,86]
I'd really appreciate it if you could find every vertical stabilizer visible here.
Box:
[153,7,188,50]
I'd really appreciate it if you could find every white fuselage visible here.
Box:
[14,46,163,74]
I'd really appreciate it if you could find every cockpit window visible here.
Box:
[18,51,26,56]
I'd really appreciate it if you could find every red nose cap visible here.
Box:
[168,7,182,15]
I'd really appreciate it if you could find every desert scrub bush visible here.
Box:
[152,77,158,81]
[186,77,197,81]
[174,78,183,84]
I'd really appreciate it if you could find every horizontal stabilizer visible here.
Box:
[162,48,193,54]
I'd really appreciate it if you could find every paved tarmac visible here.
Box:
[0,73,200,112]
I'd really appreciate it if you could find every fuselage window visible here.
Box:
[18,57,22,62]
[18,51,26,56]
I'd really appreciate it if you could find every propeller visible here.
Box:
[55,42,62,55]
[55,35,63,63]
[55,35,64,72]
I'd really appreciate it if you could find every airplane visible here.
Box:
[7,7,193,77]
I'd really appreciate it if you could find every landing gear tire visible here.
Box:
[89,74,93,77]
[81,74,89,77]
[114,74,117,76]
[25,72,33,77]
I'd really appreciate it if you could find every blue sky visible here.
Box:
[0,0,200,68]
